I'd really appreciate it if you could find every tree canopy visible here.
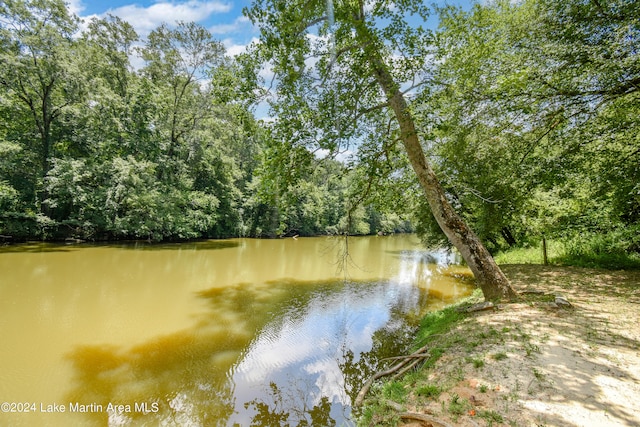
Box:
[417,0,639,260]
[1,0,638,275]
[245,0,519,300]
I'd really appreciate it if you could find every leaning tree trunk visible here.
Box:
[360,28,518,301]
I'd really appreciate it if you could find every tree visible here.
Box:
[0,0,83,211]
[429,0,640,256]
[245,0,518,300]
[139,21,226,180]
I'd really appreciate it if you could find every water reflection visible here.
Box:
[229,279,428,426]
[65,276,465,426]
[0,235,474,426]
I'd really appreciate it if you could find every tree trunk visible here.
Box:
[501,227,517,247]
[359,26,518,301]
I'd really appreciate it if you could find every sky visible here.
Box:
[66,0,473,123]
[66,0,473,58]
[68,0,260,56]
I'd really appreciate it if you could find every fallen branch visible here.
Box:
[391,356,424,380]
[456,301,495,313]
[384,400,405,412]
[381,352,430,361]
[354,343,430,407]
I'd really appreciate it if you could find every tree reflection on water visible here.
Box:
[243,382,335,427]
[65,277,464,426]
[65,328,239,426]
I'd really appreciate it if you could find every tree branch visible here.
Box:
[354,343,430,406]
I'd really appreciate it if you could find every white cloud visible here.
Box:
[66,0,86,16]
[222,36,259,57]
[102,1,232,37]
[209,15,251,35]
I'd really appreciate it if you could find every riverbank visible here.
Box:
[358,264,640,426]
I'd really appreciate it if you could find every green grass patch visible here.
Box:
[532,367,545,381]
[523,342,540,357]
[447,393,470,416]
[495,234,640,270]
[557,252,640,270]
[416,305,465,343]
[416,384,442,399]
[357,402,394,427]
[491,352,508,361]
[381,381,407,403]
[413,293,482,369]
[465,356,485,369]
[494,240,563,265]
[422,347,445,370]
[478,409,504,426]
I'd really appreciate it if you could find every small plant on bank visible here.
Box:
[382,381,407,403]
[422,347,445,369]
[525,343,541,357]
[492,352,508,361]
[466,356,485,369]
[416,384,441,399]
[448,393,470,418]
[478,409,505,426]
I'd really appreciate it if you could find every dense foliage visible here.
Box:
[0,0,410,241]
[411,0,639,261]
[1,0,638,266]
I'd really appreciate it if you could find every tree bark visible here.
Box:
[501,227,517,247]
[356,25,518,301]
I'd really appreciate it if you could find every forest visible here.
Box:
[1,0,638,264]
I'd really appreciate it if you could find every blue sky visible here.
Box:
[67,0,473,122]
[68,0,473,57]
[69,1,259,55]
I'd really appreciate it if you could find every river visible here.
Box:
[0,235,473,426]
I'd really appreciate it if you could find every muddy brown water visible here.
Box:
[0,235,473,426]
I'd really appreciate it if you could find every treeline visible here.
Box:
[0,1,411,241]
[410,0,640,262]
[2,0,639,263]
[243,0,639,265]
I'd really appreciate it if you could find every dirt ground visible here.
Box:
[400,265,640,427]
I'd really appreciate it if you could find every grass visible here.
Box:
[558,252,640,270]
[416,384,442,399]
[494,236,640,270]
[447,393,470,417]
[494,240,564,265]
[382,381,407,403]
[492,352,508,361]
[523,342,540,357]
[415,303,467,344]
[532,367,545,381]
[466,356,485,369]
[478,409,504,426]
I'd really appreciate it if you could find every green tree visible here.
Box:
[429,0,640,256]
[245,0,518,300]
[0,0,84,210]
[139,21,226,180]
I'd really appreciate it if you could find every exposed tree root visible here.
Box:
[383,398,454,427]
[354,343,430,407]
[399,412,455,427]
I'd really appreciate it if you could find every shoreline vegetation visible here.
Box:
[357,246,640,427]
